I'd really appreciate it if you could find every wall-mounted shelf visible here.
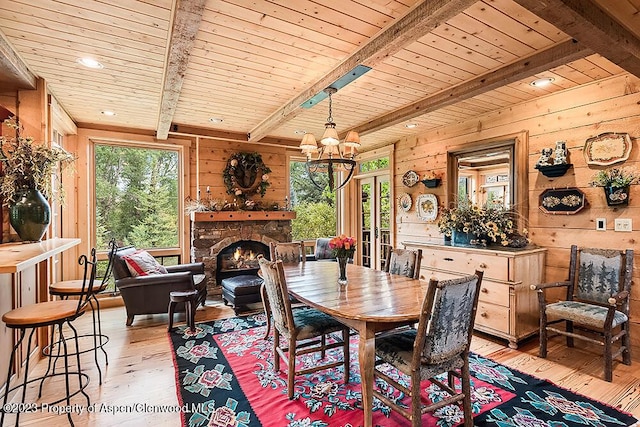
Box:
[536,163,572,178]
[421,178,441,188]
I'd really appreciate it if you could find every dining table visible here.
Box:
[283,261,429,427]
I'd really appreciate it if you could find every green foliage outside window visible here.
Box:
[95,145,179,251]
[289,160,336,240]
[359,157,389,173]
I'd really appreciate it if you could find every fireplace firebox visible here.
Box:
[216,240,270,283]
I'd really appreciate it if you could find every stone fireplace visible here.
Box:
[190,211,295,296]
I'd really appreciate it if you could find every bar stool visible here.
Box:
[47,240,117,384]
[1,251,95,427]
[168,289,199,333]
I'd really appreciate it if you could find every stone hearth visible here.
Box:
[190,211,295,296]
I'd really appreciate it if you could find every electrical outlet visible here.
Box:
[614,218,632,232]
[596,218,606,231]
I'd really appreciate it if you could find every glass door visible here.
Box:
[359,176,391,270]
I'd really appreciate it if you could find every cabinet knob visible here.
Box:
[479,262,487,269]
[481,288,488,293]
[444,257,454,261]
[480,312,488,318]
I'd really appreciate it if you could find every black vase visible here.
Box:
[603,185,629,206]
[9,188,51,242]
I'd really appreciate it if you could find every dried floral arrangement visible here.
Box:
[0,117,75,205]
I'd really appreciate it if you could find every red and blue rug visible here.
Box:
[169,313,638,427]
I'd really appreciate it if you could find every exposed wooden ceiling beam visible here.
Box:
[247,0,477,143]
[346,39,591,136]
[156,0,206,140]
[0,29,36,91]
[169,124,300,149]
[513,0,640,78]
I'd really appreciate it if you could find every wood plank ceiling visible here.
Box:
[0,0,638,151]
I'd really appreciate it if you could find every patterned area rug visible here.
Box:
[169,314,638,427]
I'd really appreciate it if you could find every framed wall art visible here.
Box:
[583,132,632,166]
[539,187,586,215]
[416,194,438,221]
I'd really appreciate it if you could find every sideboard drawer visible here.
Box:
[479,280,509,307]
[475,302,509,334]
[425,249,509,281]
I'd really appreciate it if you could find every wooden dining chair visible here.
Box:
[372,270,484,427]
[262,241,307,339]
[531,245,633,381]
[384,247,422,279]
[257,255,350,400]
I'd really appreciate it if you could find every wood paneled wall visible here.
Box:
[394,72,640,350]
[192,138,292,208]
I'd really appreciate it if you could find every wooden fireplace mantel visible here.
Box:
[191,211,296,222]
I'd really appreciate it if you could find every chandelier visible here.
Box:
[299,87,360,191]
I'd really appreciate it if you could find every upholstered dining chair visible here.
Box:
[262,241,307,338]
[384,247,422,279]
[531,245,633,381]
[372,270,484,427]
[257,255,350,400]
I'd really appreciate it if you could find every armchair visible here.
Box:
[531,245,633,381]
[110,245,206,326]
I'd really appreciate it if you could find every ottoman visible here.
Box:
[221,275,264,314]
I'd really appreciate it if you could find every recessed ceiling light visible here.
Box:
[405,123,418,129]
[101,110,116,116]
[294,130,307,135]
[77,57,104,69]
[530,77,555,87]
[209,117,224,123]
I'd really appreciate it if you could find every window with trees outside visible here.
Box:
[95,144,180,287]
[289,159,337,244]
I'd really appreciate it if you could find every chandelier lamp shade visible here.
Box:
[299,87,360,191]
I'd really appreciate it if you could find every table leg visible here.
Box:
[359,325,375,427]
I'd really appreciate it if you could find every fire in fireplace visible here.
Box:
[216,240,270,283]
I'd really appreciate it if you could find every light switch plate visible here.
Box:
[614,218,632,232]
[596,218,606,231]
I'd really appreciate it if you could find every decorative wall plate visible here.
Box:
[539,187,586,215]
[583,132,632,166]
[398,193,412,212]
[416,194,438,221]
[402,170,420,187]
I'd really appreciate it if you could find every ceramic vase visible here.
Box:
[9,188,51,242]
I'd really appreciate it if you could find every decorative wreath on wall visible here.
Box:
[223,152,271,200]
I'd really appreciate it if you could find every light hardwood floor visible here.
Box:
[4,299,639,426]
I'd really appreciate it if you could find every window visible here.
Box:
[289,159,337,241]
[94,144,179,251]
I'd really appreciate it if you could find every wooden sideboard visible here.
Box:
[0,238,80,394]
[402,241,546,349]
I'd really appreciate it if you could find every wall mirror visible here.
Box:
[446,132,529,227]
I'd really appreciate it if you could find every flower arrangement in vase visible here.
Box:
[329,235,356,285]
[437,202,528,247]
[589,167,639,206]
[0,117,75,241]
